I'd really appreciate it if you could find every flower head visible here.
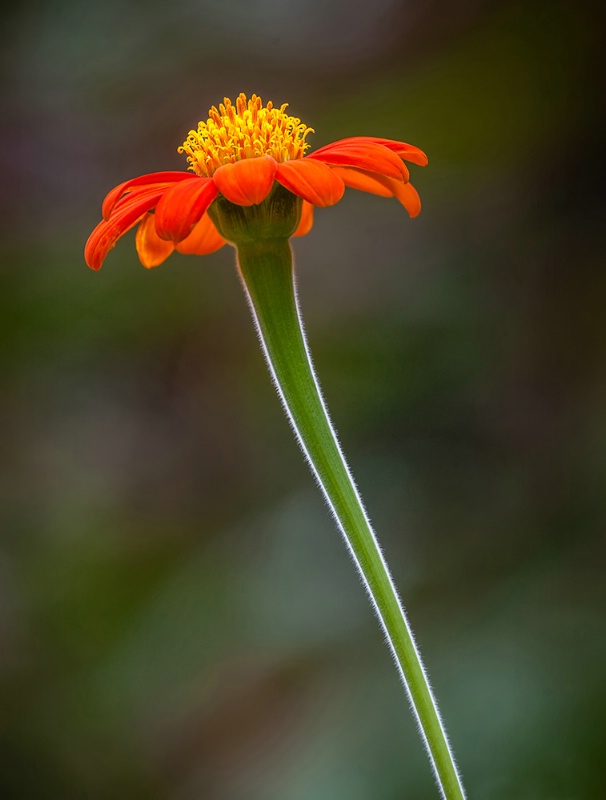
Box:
[179,94,314,176]
[85,93,427,270]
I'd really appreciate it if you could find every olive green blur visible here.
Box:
[1,1,604,799]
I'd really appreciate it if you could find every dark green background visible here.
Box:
[1,1,604,797]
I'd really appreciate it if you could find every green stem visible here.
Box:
[236,238,466,800]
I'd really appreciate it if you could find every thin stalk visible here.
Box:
[236,238,465,800]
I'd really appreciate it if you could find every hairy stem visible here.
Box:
[236,238,465,800]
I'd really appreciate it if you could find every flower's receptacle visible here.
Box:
[208,184,302,245]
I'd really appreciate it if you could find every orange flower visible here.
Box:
[85,94,427,271]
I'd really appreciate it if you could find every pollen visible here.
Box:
[178,93,314,177]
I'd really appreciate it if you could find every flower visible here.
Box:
[85,93,427,271]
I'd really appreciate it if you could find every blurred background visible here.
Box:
[1,0,605,797]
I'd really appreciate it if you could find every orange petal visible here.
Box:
[275,159,344,207]
[102,171,193,219]
[330,166,394,197]
[355,138,428,166]
[135,213,176,268]
[315,137,428,167]
[154,178,219,242]
[108,184,173,218]
[85,189,166,270]
[391,180,422,217]
[328,167,422,217]
[310,142,408,181]
[176,213,226,256]
[212,156,276,206]
[292,201,314,237]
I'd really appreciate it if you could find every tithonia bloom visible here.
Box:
[82,95,468,799]
[85,93,428,271]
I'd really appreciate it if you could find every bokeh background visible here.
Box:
[1,1,605,797]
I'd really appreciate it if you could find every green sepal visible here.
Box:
[208,184,302,244]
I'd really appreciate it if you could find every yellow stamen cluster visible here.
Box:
[178,93,314,177]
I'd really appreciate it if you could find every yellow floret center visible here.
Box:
[178,93,314,177]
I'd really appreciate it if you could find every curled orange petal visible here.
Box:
[315,137,428,167]
[292,201,314,237]
[330,166,394,197]
[212,156,276,206]
[176,213,226,256]
[85,189,166,270]
[276,159,344,207]
[391,180,422,217]
[329,166,421,217]
[102,171,193,220]
[154,178,219,242]
[135,213,176,268]
[309,142,408,181]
